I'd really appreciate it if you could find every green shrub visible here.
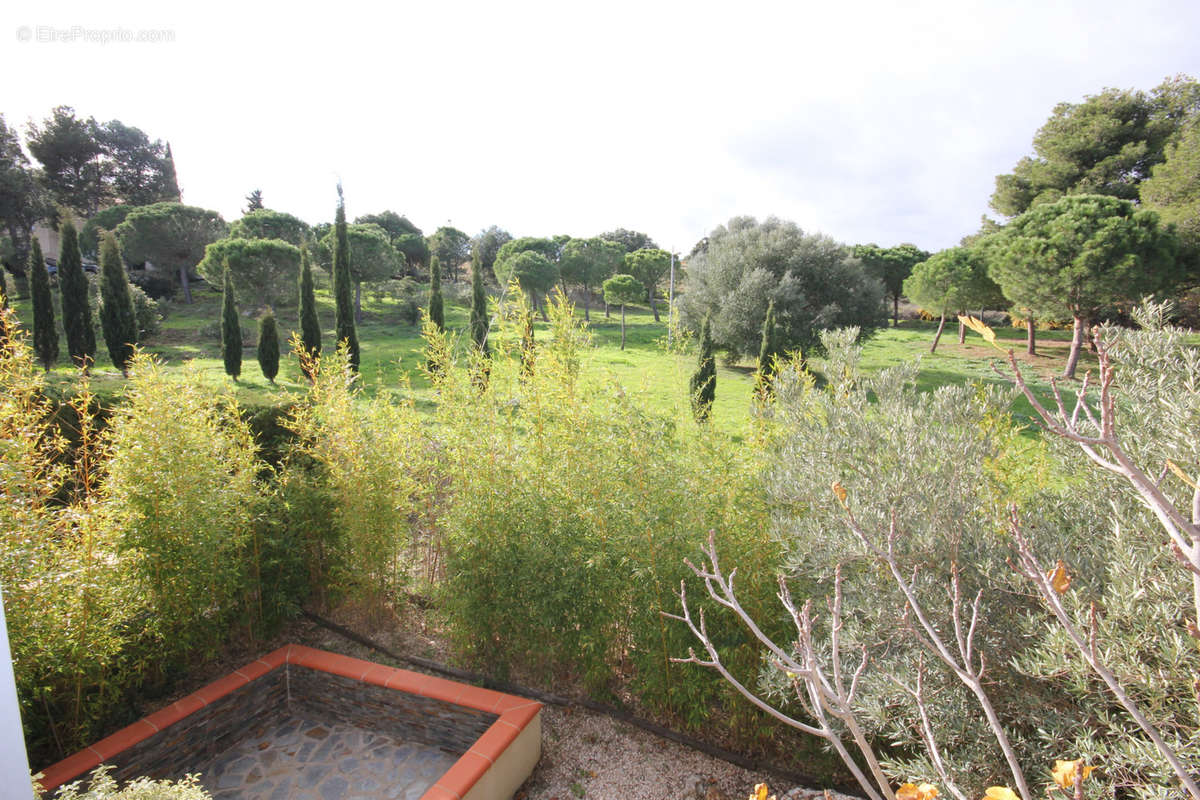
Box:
[0,308,141,761]
[430,293,791,745]
[99,353,261,660]
[286,342,435,609]
[41,765,211,799]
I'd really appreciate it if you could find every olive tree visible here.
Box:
[681,216,885,359]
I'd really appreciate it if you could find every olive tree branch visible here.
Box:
[843,508,1033,800]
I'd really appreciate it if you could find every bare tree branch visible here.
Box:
[1009,509,1200,799]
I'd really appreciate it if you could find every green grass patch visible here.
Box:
[8,284,1152,432]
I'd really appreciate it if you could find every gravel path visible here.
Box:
[518,703,843,800]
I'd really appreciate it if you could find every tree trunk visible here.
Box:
[604,302,610,318]
[355,282,363,324]
[930,312,947,353]
[179,266,193,304]
[1027,317,1036,355]
[620,305,626,350]
[958,313,966,344]
[535,291,548,322]
[893,294,900,327]
[649,295,659,322]
[1062,315,1086,379]
[581,287,590,321]
[6,223,31,298]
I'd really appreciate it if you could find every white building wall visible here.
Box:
[0,588,32,798]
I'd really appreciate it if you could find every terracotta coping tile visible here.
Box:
[420,785,462,800]
[37,749,101,792]
[37,644,544,795]
[434,751,492,798]
[468,722,519,763]
[193,672,249,706]
[89,720,160,762]
[498,702,542,731]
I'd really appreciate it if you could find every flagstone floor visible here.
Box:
[197,714,460,800]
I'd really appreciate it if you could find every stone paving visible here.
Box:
[196,713,460,800]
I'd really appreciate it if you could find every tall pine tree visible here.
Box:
[428,255,445,332]
[98,231,138,376]
[332,184,359,370]
[58,216,95,371]
[257,309,280,384]
[690,315,716,423]
[298,244,321,376]
[29,238,58,371]
[469,249,489,355]
[221,262,242,381]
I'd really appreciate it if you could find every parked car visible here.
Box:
[43,257,98,276]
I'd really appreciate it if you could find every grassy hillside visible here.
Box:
[6,279,1115,432]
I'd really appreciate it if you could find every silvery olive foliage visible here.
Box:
[761,329,1039,795]
[680,217,886,359]
[677,312,1200,800]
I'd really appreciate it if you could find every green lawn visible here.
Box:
[7,282,1124,433]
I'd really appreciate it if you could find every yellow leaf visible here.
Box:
[897,784,920,800]
[752,783,769,800]
[1051,759,1095,789]
[984,788,1019,800]
[1166,459,1198,490]
[832,481,848,508]
[958,315,1000,349]
[1047,560,1071,594]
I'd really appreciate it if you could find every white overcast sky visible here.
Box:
[3,0,1199,254]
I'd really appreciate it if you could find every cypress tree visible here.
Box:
[161,142,182,201]
[332,184,359,370]
[428,256,445,332]
[469,249,489,355]
[58,216,96,371]
[98,231,138,376]
[755,299,781,389]
[690,315,716,423]
[298,244,321,376]
[221,262,242,381]
[29,238,58,371]
[257,309,280,384]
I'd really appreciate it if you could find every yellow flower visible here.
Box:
[750,783,771,800]
[1047,560,1071,594]
[984,788,1019,800]
[1051,759,1095,789]
[896,782,938,800]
